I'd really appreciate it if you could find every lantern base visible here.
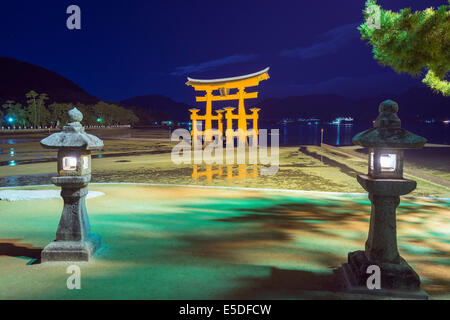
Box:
[342,250,428,299]
[41,234,101,262]
[357,175,416,196]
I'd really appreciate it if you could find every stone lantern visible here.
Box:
[342,100,428,299]
[40,108,104,262]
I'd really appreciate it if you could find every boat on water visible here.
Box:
[331,117,354,125]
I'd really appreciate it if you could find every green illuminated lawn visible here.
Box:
[0,184,449,299]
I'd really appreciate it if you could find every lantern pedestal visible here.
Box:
[41,174,102,262]
[342,174,427,299]
[342,251,428,299]
[41,235,101,262]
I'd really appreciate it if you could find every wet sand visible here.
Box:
[0,128,449,198]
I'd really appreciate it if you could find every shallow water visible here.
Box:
[0,138,38,145]
[0,173,56,187]
[268,122,450,146]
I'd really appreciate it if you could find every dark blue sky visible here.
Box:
[0,0,446,103]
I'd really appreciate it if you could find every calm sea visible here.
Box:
[263,122,450,147]
[1,122,448,148]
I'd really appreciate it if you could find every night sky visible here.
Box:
[0,0,446,103]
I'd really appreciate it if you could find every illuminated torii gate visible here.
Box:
[192,164,223,183]
[192,164,258,182]
[186,67,270,142]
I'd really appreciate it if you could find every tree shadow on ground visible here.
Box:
[214,201,367,239]
[224,266,348,299]
[0,239,42,265]
[299,146,361,178]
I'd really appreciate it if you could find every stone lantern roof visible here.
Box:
[352,100,427,149]
[40,108,104,150]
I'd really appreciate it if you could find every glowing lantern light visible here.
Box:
[62,156,77,171]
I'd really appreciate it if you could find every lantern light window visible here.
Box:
[83,156,89,169]
[370,152,374,171]
[62,157,77,171]
[379,154,396,172]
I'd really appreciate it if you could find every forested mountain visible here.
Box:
[0,57,99,105]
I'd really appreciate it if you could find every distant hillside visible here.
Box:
[353,87,449,122]
[120,94,189,124]
[257,88,449,122]
[119,93,361,124]
[0,57,99,104]
[257,94,358,121]
[3,56,446,124]
[121,87,448,124]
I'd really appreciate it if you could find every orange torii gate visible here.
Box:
[192,164,223,183]
[186,67,270,143]
[191,164,258,183]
